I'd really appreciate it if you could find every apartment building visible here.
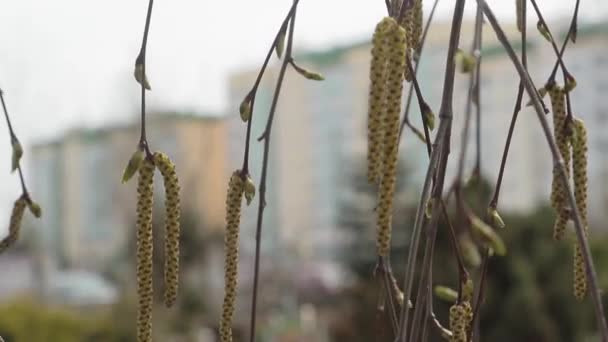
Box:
[226,20,608,264]
[30,112,228,269]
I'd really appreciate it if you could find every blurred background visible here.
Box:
[1,0,608,341]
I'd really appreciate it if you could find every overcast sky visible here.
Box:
[0,0,606,230]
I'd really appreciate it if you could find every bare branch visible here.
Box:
[477,1,608,339]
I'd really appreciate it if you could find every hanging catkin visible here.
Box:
[449,303,467,342]
[376,23,407,257]
[574,244,587,301]
[153,152,181,308]
[399,0,422,80]
[411,0,423,52]
[220,171,245,342]
[548,85,571,240]
[136,158,155,342]
[572,118,589,300]
[571,118,588,228]
[367,17,396,184]
[0,198,27,254]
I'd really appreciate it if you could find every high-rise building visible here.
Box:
[227,20,608,265]
[30,112,228,269]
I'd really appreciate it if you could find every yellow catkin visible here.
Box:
[572,118,588,300]
[398,0,422,82]
[572,119,588,228]
[220,171,245,342]
[153,152,181,308]
[548,85,571,240]
[411,0,423,52]
[367,17,396,184]
[376,23,407,257]
[0,198,27,254]
[449,303,467,342]
[462,301,473,337]
[574,244,587,300]
[136,158,155,342]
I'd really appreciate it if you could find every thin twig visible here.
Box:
[547,0,581,81]
[240,0,301,174]
[489,0,528,210]
[248,3,299,341]
[482,1,527,341]
[405,59,432,156]
[478,1,608,339]
[529,0,575,124]
[399,0,441,144]
[529,0,571,79]
[456,5,483,184]
[136,0,154,156]
[0,89,30,198]
[380,259,400,335]
[396,1,467,340]
[471,250,490,342]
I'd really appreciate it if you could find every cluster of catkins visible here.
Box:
[434,280,475,341]
[219,170,255,342]
[546,82,589,301]
[367,3,423,258]
[123,149,182,342]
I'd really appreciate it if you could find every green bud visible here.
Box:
[27,201,42,218]
[134,63,151,90]
[470,215,507,256]
[244,175,256,206]
[459,234,482,268]
[454,49,476,74]
[424,200,433,220]
[11,139,23,173]
[239,95,252,122]
[423,107,436,131]
[122,149,145,184]
[291,60,325,81]
[462,278,474,302]
[488,207,506,229]
[275,24,287,59]
[537,20,552,42]
[434,285,458,303]
[300,70,325,81]
[565,74,577,92]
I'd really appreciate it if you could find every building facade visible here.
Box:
[30,112,228,270]
[226,20,608,265]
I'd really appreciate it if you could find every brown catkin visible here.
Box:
[0,198,27,255]
[548,85,571,240]
[136,158,155,342]
[220,171,245,342]
[153,152,181,308]
[572,118,589,300]
[449,303,467,342]
[367,17,396,184]
[376,23,407,257]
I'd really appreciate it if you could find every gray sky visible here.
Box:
[0,0,606,230]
